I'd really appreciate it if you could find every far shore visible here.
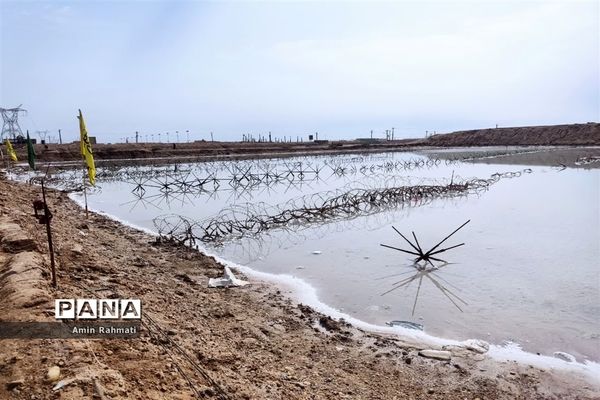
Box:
[5,122,599,165]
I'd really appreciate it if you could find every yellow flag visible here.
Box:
[78,109,96,186]
[4,139,18,162]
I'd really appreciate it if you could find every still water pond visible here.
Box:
[78,150,599,362]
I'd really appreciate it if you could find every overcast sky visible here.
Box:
[1,1,598,143]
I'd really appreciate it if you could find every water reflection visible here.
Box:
[379,262,468,315]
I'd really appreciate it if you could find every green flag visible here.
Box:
[26,131,36,170]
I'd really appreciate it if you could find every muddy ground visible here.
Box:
[421,146,600,169]
[5,139,420,164]
[0,174,598,399]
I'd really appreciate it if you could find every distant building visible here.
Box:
[13,135,36,144]
[356,138,385,144]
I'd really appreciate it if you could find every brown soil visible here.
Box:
[0,174,598,399]
[424,123,600,147]
[7,140,420,164]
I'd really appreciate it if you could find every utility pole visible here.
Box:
[211,131,214,141]
[370,129,373,139]
[58,129,62,144]
[36,130,50,144]
[135,131,139,143]
[186,130,189,142]
[391,127,395,140]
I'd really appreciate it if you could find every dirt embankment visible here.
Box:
[424,123,600,147]
[0,175,599,399]
[4,123,599,164]
[7,140,421,164]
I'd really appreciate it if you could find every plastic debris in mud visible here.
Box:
[385,320,424,331]
[208,266,249,288]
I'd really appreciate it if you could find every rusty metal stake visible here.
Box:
[40,180,57,288]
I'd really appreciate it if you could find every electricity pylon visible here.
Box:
[1,105,27,141]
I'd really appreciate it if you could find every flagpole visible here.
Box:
[82,164,89,219]
[0,147,7,174]
[41,179,57,288]
[2,150,10,180]
[78,109,95,219]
